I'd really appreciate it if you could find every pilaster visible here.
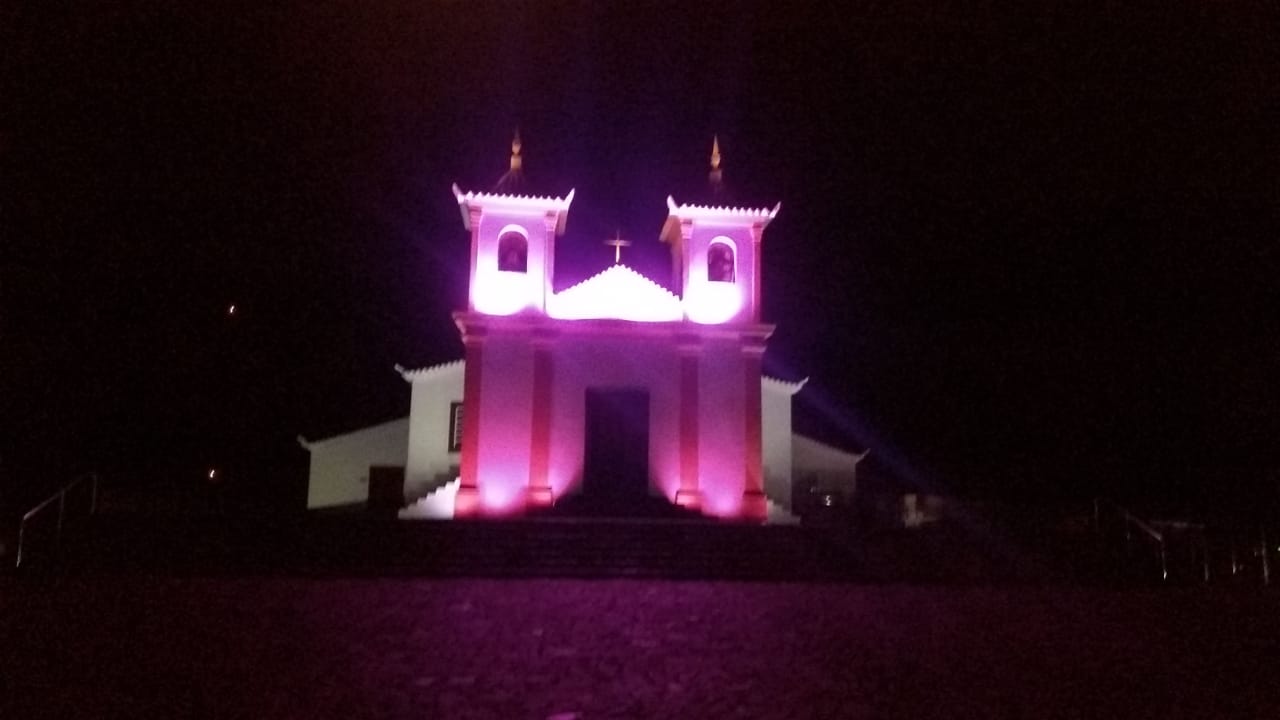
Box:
[749,221,765,323]
[679,218,695,300]
[543,211,558,311]
[675,333,702,510]
[740,336,767,522]
[466,206,483,312]
[526,327,557,507]
[454,324,486,517]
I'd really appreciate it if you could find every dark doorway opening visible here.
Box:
[367,465,405,514]
[583,388,651,502]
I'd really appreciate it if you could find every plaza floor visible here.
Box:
[4,576,1278,718]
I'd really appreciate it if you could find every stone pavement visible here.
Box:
[3,577,1278,718]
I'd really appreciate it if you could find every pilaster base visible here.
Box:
[740,490,768,522]
[525,485,553,508]
[454,485,481,517]
[674,489,703,510]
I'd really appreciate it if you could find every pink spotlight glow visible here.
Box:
[480,480,527,515]
[472,271,535,316]
[697,481,744,518]
[684,282,743,324]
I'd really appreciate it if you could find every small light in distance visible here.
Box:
[227,304,237,316]
[208,468,218,480]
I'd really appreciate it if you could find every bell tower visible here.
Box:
[452,134,574,316]
[660,137,780,325]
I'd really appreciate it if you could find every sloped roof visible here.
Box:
[297,417,410,450]
[763,376,809,395]
[547,264,684,322]
[395,359,464,382]
[793,433,869,474]
[451,183,575,234]
[660,195,781,247]
[666,195,781,221]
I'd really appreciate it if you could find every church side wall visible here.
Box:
[305,418,410,509]
[762,385,794,509]
[792,434,861,497]
[405,370,464,501]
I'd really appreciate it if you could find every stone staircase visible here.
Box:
[398,478,460,519]
[49,513,863,581]
[342,518,856,580]
[37,493,1176,584]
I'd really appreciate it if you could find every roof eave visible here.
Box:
[664,195,781,228]
[396,358,465,382]
[763,375,809,396]
[452,184,575,234]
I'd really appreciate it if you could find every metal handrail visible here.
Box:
[15,472,98,570]
[1124,511,1164,544]
[1094,497,1168,581]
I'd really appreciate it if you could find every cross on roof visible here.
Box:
[603,230,631,264]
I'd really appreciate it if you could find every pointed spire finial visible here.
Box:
[709,134,723,188]
[509,128,522,172]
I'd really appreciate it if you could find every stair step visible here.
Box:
[49,515,862,581]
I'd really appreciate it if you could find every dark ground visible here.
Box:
[4,576,1278,719]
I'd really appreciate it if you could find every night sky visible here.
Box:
[3,2,1277,513]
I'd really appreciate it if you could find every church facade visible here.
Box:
[442,183,779,520]
[302,140,865,521]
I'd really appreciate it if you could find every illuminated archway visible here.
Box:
[707,240,735,283]
[497,231,528,273]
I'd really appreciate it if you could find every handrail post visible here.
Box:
[15,522,27,569]
[13,472,96,571]
[1263,528,1271,587]
[56,490,66,550]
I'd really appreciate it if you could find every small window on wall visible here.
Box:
[707,241,735,283]
[448,402,464,452]
[498,232,528,272]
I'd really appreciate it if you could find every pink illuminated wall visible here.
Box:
[470,216,550,316]
[460,324,756,518]
[682,228,755,324]
[452,186,777,520]
[454,186,571,318]
[472,334,535,515]
[543,335,684,502]
[695,339,749,516]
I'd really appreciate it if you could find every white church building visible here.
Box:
[302,138,865,522]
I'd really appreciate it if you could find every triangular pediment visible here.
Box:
[547,264,683,322]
